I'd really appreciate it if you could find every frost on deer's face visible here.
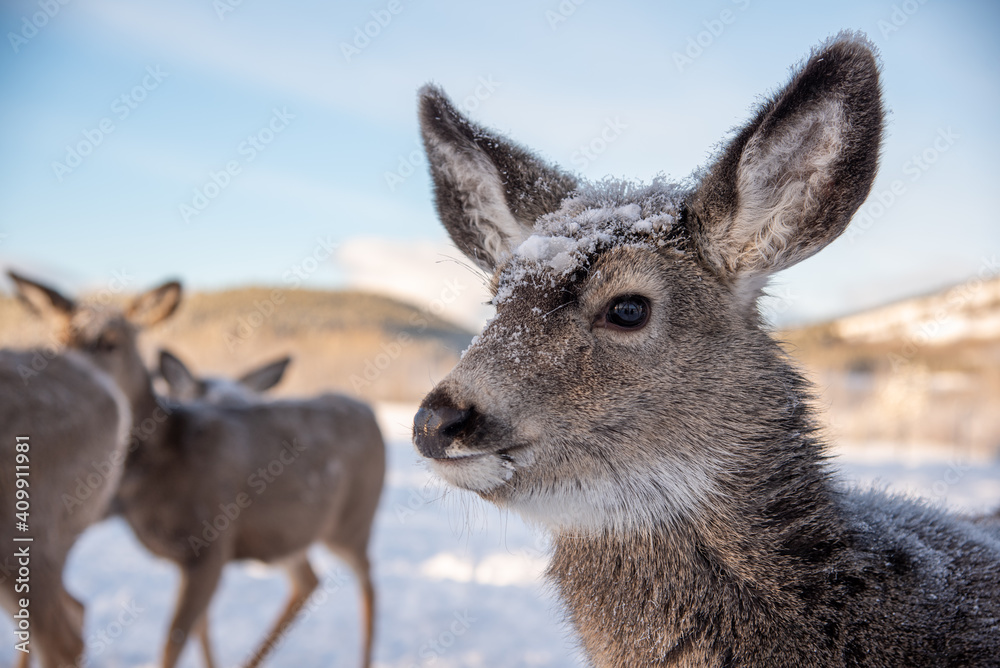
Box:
[423,182,737,532]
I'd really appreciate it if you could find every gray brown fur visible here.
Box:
[0,299,131,668]
[412,34,1000,667]
[11,277,385,668]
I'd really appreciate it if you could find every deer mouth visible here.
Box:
[423,444,521,462]
[413,396,530,492]
[421,439,531,495]
[423,446,517,494]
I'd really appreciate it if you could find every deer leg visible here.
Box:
[242,556,318,668]
[324,540,377,668]
[196,615,216,668]
[162,554,225,668]
[27,566,84,668]
[61,589,85,639]
[29,590,84,668]
[342,552,375,668]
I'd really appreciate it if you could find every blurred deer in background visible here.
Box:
[158,349,291,406]
[2,272,136,668]
[412,34,1000,667]
[10,274,385,668]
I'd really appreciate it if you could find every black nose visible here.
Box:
[413,400,472,459]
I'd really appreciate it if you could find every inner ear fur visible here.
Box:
[688,33,883,290]
[127,280,182,328]
[419,85,579,271]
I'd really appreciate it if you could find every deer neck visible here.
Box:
[547,433,848,666]
[123,370,176,452]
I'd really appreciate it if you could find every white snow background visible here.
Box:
[2,403,998,667]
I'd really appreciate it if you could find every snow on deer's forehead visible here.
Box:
[495,180,685,304]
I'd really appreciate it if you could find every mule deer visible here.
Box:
[158,349,291,406]
[10,274,385,668]
[412,34,1000,666]
[1,273,134,668]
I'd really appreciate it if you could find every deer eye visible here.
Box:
[92,332,119,353]
[604,295,650,330]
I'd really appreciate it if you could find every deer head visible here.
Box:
[413,34,882,534]
[8,271,182,405]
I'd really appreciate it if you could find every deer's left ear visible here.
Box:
[688,33,883,300]
[159,349,199,399]
[8,271,76,318]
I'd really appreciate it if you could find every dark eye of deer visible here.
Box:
[606,295,649,330]
[94,334,118,352]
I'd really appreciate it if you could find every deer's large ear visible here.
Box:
[127,280,182,328]
[688,33,883,301]
[7,271,76,322]
[159,349,199,399]
[419,85,579,272]
[238,356,291,393]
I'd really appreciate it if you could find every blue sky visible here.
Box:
[1,0,998,326]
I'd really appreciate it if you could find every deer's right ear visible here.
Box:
[419,85,578,272]
[7,271,76,320]
[127,280,182,328]
[238,356,291,393]
[159,349,198,399]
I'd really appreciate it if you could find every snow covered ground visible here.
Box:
[2,404,998,667]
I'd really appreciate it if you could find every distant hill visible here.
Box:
[779,275,1000,458]
[0,287,474,403]
[4,277,997,456]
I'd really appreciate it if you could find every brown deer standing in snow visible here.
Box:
[10,274,385,668]
[412,34,1000,666]
[1,274,135,668]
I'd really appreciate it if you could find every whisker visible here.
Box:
[435,254,490,288]
[543,301,574,318]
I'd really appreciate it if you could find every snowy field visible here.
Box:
[2,403,998,667]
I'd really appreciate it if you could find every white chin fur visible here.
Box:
[428,454,514,493]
